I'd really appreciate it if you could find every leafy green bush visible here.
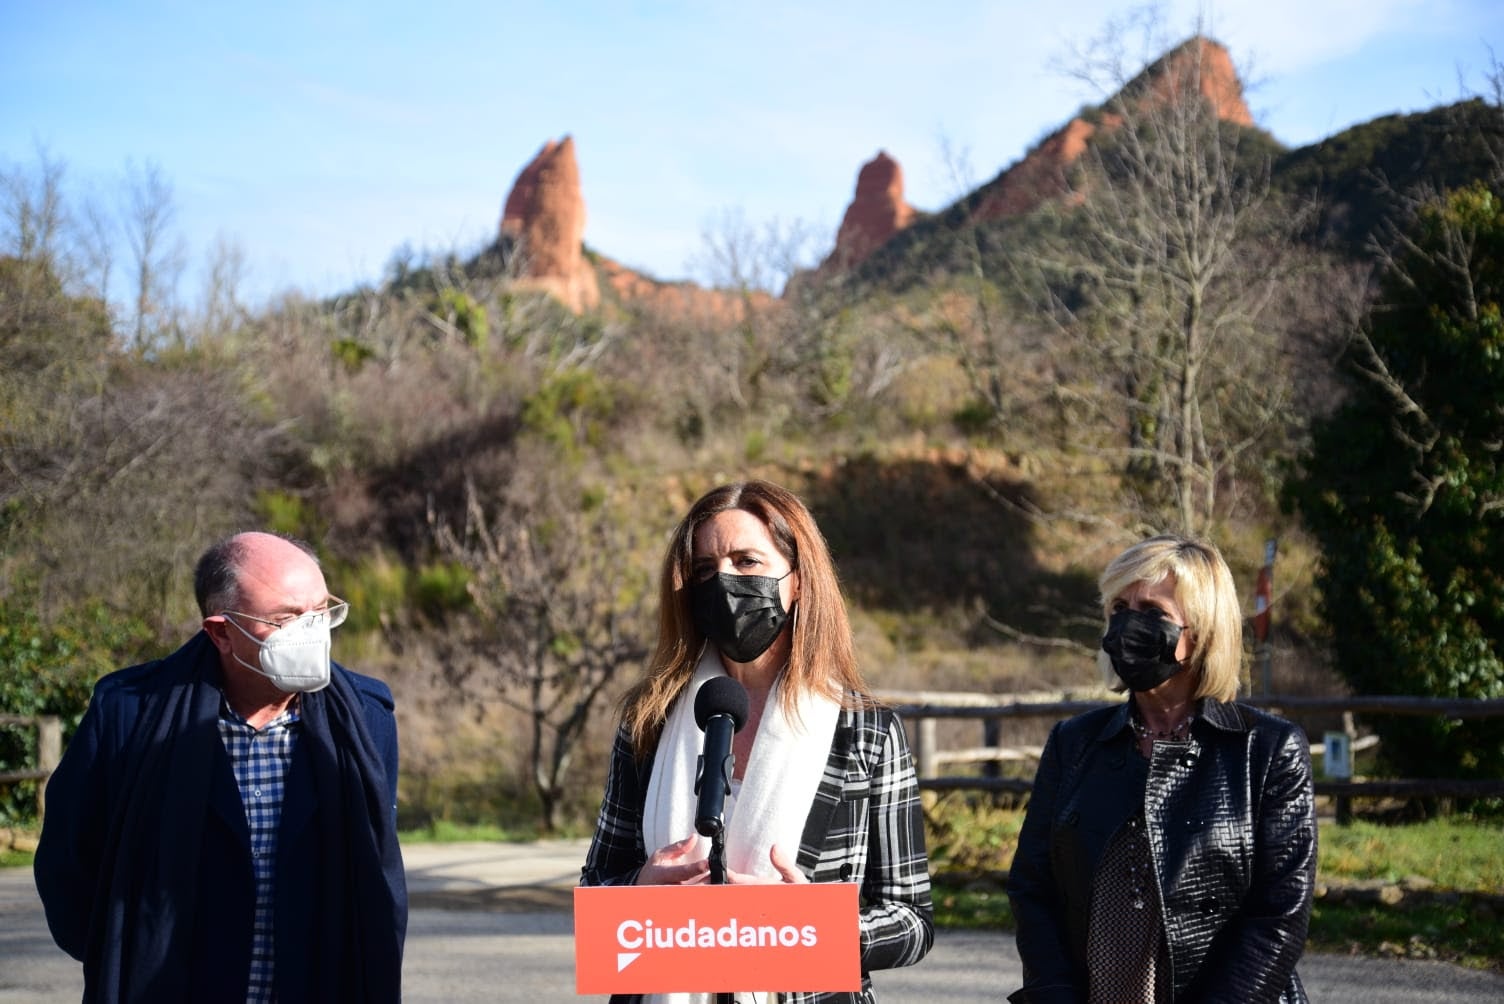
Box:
[435,288,489,350]
[331,337,376,373]
[325,552,475,634]
[520,367,617,463]
[0,602,154,825]
[332,552,410,633]
[413,561,472,621]
[1286,181,1504,783]
[254,489,321,540]
[743,428,768,463]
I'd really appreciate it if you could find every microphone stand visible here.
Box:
[710,822,733,1004]
[706,758,732,1004]
[709,824,727,886]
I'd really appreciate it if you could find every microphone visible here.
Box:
[694,676,749,838]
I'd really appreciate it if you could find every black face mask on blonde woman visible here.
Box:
[1101,608,1185,692]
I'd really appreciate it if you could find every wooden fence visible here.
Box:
[877,690,1504,805]
[5,695,1503,821]
[0,714,62,819]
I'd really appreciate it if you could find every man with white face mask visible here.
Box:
[35,531,406,1003]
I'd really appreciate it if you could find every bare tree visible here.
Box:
[76,192,117,309]
[198,232,250,338]
[1,149,76,334]
[2,324,283,624]
[909,137,1028,435]
[682,208,908,425]
[685,209,810,413]
[1024,19,1312,532]
[692,207,825,298]
[1,148,68,268]
[431,470,655,831]
[123,160,184,350]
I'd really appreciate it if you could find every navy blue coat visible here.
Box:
[34,632,406,1003]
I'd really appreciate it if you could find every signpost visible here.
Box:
[1254,539,1277,696]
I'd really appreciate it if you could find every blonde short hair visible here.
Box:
[1096,534,1242,702]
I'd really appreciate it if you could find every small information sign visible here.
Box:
[1323,731,1352,780]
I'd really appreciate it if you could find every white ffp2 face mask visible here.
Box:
[226,612,332,693]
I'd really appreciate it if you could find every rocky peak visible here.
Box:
[1128,35,1251,126]
[971,35,1251,225]
[971,116,1106,222]
[818,150,916,273]
[499,135,599,313]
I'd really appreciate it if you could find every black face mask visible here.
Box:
[1102,608,1187,692]
[690,570,793,664]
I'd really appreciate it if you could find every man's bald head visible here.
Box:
[194,532,320,617]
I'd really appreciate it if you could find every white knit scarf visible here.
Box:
[640,646,842,1004]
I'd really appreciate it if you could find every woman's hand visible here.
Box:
[724,844,809,885]
[636,834,709,886]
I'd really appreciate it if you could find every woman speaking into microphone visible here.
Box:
[581,480,933,1003]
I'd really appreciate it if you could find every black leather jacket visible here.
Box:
[1007,699,1316,1003]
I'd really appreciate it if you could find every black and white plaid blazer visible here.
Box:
[581,697,935,1003]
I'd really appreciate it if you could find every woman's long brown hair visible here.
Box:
[619,480,870,759]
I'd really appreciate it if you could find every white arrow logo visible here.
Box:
[617,952,640,972]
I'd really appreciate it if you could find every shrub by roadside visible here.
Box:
[923,797,1504,971]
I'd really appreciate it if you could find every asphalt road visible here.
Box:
[4,842,1503,1002]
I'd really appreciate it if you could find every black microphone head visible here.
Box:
[694,676,749,731]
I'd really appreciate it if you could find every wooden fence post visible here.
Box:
[37,715,61,822]
[981,717,1001,780]
[916,718,937,781]
[1335,711,1356,825]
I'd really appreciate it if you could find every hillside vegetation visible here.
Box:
[3,39,1503,831]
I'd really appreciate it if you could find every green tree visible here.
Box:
[0,601,154,824]
[1286,181,1504,782]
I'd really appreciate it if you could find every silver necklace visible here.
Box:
[1130,708,1195,743]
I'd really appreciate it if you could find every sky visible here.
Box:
[3,1,1502,308]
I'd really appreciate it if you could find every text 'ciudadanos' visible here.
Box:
[574,883,860,994]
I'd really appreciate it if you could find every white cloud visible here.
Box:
[1201,0,1431,73]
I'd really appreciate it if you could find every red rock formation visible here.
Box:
[971,116,1112,222]
[819,151,917,273]
[971,36,1250,225]
[598,256,774,327]
[1135,36,1251,127]
[499,136,599,313]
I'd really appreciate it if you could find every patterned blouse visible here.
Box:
[1086,810,1172,1002]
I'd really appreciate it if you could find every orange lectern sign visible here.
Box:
[574,882,861,995]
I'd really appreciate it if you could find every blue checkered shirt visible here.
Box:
[219,699,301,1004]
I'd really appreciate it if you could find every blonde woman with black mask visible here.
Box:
[1008,534,1316,1003]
